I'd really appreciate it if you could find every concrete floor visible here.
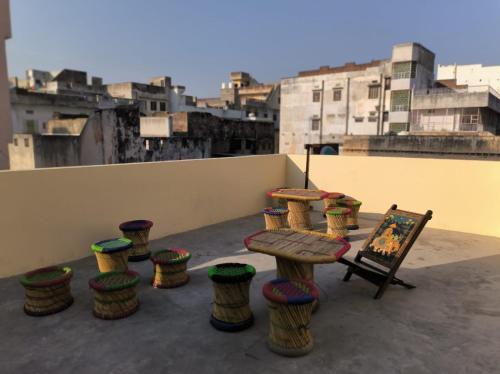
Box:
[1,212,500,374]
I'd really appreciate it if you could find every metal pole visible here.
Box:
[304,144,311,189]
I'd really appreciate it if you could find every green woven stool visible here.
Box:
[151,248,192,288]
[91,238,132,273]
[262,278,319,357]
[325,207,351,239]
[336,197,362,230]
[89,270,140,320]
[20,266,74,316]
[208,263,256,332]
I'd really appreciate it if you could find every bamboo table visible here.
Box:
[244,229,350,310]
[267,188,329,230]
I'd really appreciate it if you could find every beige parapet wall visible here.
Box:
[286,155,500,238]
[0,155,286,278]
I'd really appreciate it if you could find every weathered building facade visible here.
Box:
[280,43,435,154]
[0,0,12,169]
[437,64,500,94]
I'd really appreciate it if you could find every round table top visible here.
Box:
[267,188,329,201]
[244,229,350,264]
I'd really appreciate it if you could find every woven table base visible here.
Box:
[276,258,319,312]
[287,200,312,230]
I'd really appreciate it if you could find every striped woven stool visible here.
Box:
[323,192,345,210]
[336,197,362,230]
[208,263,256,332]
[262,278,318,357]
[325,207,351,239]
[89,270,140,320]
[20,266,74,316]
[263,207,289,230]
[119,220,154,262]
[151,249,192,288]
[91,238,132,272]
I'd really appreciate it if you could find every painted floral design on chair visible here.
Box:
[368,215,416,259]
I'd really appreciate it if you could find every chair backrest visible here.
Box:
[359,204,433,270]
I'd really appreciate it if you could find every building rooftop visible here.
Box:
[1,211,499,373]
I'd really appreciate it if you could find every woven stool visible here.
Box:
[326,207,351,239]
[119,220,154,261]
[151,248,192,288]
[91,238,132,272]
[323,192,345,210]
[20,266,73,316]
[262,278,319,357]
[336,197,362,230]
[89,270,140,320]
[208,263,256,332]
[263,207,289,230]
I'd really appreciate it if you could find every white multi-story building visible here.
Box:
[437,64,500,95]
[280,43,435,154]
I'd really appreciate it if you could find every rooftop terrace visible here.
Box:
[0,154,499,373]
[1,211,500,373]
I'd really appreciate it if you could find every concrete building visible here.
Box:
[9,105,275,170]
[280,42,435,154]
[0,0,12,169]
[410,86,500,134]
[437,63,500,94]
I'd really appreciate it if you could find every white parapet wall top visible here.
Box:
[140,116,173,138]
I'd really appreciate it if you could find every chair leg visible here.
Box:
[343,269,353,282]
[374,278,391,299]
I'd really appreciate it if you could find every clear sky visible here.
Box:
[6,0,500,98]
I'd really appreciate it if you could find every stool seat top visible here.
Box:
[326,207,352,216]
[267,188,329,201]
[263,278,319,305]
[263,207,289,216]
[151,248,192,265]
[208,263,256,283]
[325,192,345,200]
[91,238,133,254]
[20,266,73,288]
[119,220,154,231]
[89,270,140,292]
[336,197,362,207]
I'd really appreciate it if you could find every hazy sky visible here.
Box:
[6,0,500,97]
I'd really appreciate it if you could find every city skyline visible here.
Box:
[6,0,500,97]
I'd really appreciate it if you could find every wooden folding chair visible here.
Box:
[338,204,432,299]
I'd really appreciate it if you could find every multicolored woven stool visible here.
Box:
[336,197,362,230]
[20,266,74,316]
[119,220,154,261]
[323,192,345,210]
[91,238,132,272]
[89,270,140,320]
[262,278,319,357]
[150,248,192,288]
[208,263,256,332]
[263,207,289,230]
[326,207,351,239]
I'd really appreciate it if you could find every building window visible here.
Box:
[354,117,364,123]
[368,85,380,99]
[273,114,277,121]
[390,90,410,112]
[312,90,321,102]
[389,123,409,133]
[333,88,342,101]
[25,120,36,134]
[311,118,320,131]
[384,77,391,90]
[392,61,417,79]
[160,102,166,111]
[24,138,30,147]
[13,138,18,146]
[246,111,250,117]
[368,116,378,122]
[263,113,268,118]
[150,101,157,111]
[25,109,34,115]
[383,111,389,122]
